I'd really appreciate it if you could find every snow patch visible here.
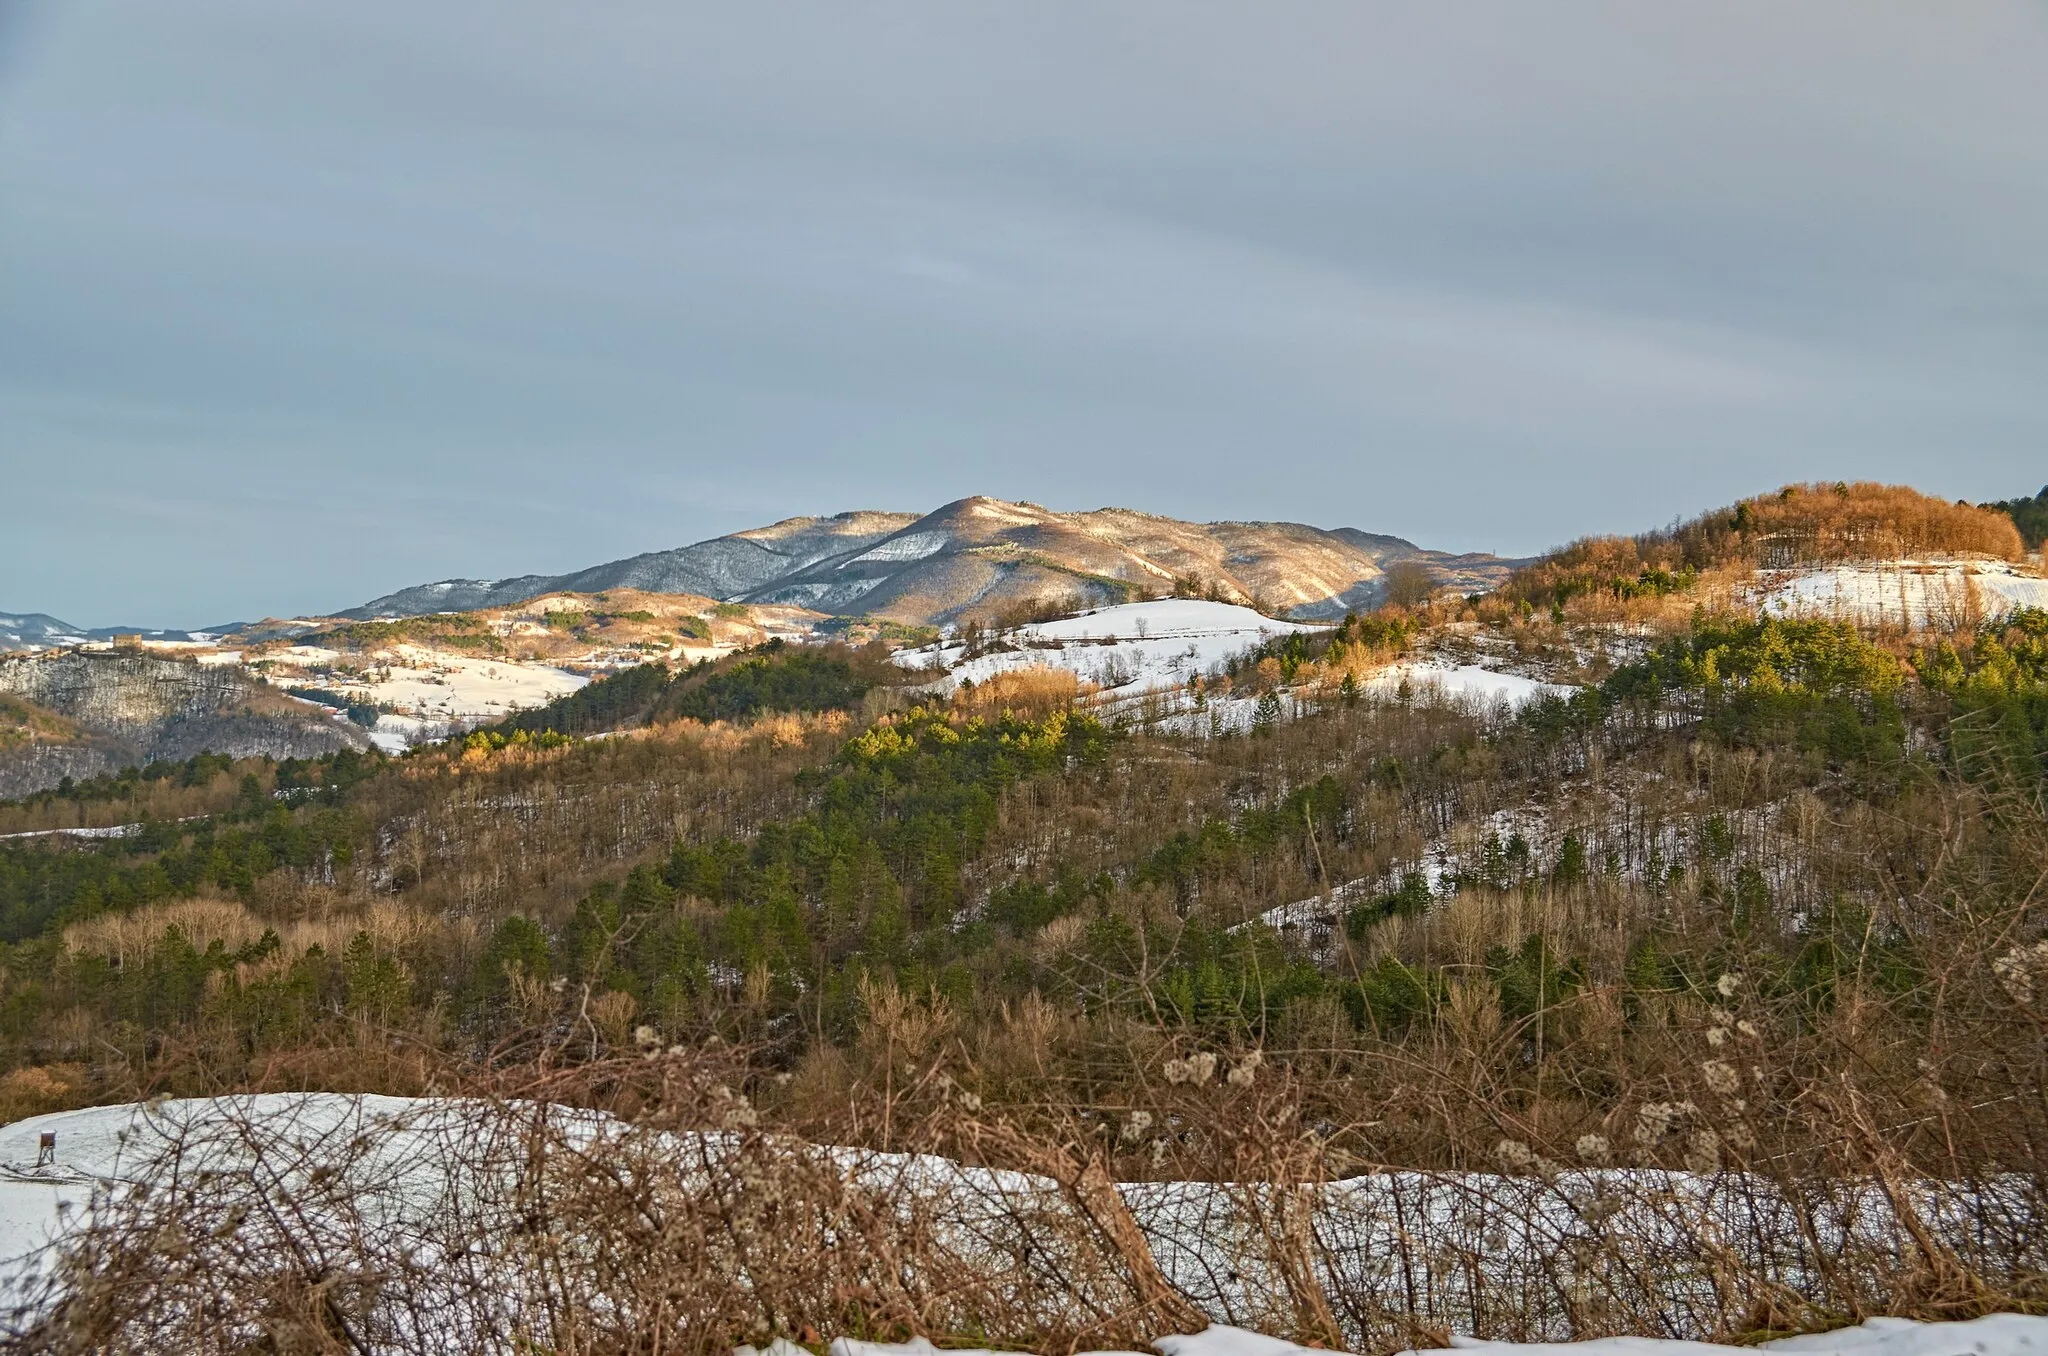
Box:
[1364,661,1572,711]
[268,646,586,727]
[897,601,1324,694]
[830,1316,2048,1356]
[842,531,950,567]
[1756,559,2048,629]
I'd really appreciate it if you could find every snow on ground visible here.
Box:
[270,644,586,729]
[1363,661,1573,711]
[897,601,1324,693]
[0,823,146,843]
[368,712,440,754]
[1755,559,2048,629]
[830,1316,2048,1356]
[1,1093,2039,1350]
[0,1094,438,1267]
[843,531,950,566]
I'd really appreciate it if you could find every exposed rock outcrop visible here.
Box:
[0,651,369,798]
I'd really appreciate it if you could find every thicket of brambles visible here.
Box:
[4,485,2048,1350]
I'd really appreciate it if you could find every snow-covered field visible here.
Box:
[1363,661,1573,711]
[264,643,587,735]
[1755,559,2048,629]
[897,601,1324,693]
[2,1092,2036,1353]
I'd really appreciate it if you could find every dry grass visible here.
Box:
[62,895,470,972]
[12,984,2045,1356]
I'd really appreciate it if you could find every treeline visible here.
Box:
[1985,483,2048,550]
[6,752,237,809]
[502,640,900,737]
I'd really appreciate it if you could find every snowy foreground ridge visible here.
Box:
[896,600,1322,692]
[1,1095,2040,1354]
[818,1315,2048,1356]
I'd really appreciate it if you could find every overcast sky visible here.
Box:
[3,3,2045,627]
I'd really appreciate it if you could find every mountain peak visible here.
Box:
[333,501,1524,629]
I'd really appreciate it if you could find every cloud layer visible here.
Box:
[3,2,2045,625]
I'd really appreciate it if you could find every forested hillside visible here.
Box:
[5,484,2048,1350]
[0,490,2040,1188]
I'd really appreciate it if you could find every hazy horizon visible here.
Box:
[5,3,2045,628]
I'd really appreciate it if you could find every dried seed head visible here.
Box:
[1701,1060,1740,1096]
[1634,1100,1693,1144]
[1994,941,2048,1007]
[1494,1138,1535,1172]
[1188,1052,1218,1085]
[1575,1133,1611,1165]
[1715,973,1742,998]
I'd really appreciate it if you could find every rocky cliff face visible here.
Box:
[0,651,370,797]
[0,742,125,802]
[1,651,251,730]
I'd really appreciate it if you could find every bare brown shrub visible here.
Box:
[955,666,1084,722]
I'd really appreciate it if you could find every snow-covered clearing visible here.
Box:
[367,711,438,753]
[268,644,586,728]
[1363,661,1573,712]
[1755,559,2048,629]
[897,601,1324,693]
[0,1092,2035,1350]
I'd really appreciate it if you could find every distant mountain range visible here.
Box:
[4,499,1526,646]
[342,512,919,620]
[0,612,229,653]
[345,498,1525,626]
[0,614,85,652]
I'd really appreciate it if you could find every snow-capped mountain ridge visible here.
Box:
[349,497,1523,629]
